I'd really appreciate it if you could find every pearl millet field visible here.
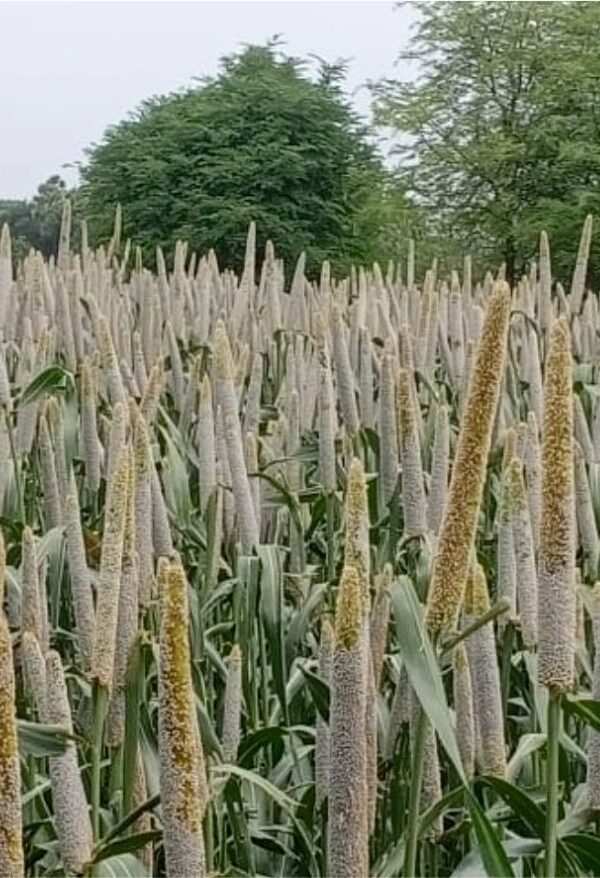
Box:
[0,210,599,877]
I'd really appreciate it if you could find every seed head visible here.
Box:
[0,612,23,877]
[397,367,427,537]
[506,458,538,649]
[453,642,475,779]
[91,447,130,689]
[343,458,370,603]
[426,283,511,632]
[64,489,96,672]
[158,556,206,877]
[328,562,369,878]
[45,650,93,873]
[221,644,242,763]
[316,618,334,807]
[463,565,507,777]
[538,318,576,694]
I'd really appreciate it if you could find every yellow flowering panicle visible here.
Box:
[506,458,538,649]
[343,458,370,607]
[158,556,206,877]
[132,406,154,608]
[90,447,130,689]
[538,318,576,694]
[106,452,139,747]
[426,283,511,633]
[0,612,23,877]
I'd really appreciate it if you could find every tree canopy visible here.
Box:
[80,44,413,274]
[373,1,600,284]
[0,176,76,260]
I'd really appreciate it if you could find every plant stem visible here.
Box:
[440,599,510,656]
[544,694,561,878]
[204,802,214,877]
[326,493,336,590]
[91,680,108,840]
[5,407,25,523]
[404,706,428,878]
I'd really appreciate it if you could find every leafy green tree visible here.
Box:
[80,44,412,274]
[0,176,76,260]
[0,199,34,260]
[373,2,600,284]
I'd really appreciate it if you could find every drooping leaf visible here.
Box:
[17,720,73,757]
[300,665,330,722]
[564,694,600,733]
[91,831,162,864]
[390,575,465,779]
[258,544,288,724]
[20,366,75,406]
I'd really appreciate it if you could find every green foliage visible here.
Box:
[373,1,600,283]
[0,176,79,260]
[80,44,413,274]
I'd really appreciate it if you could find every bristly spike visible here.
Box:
[0,611,23,876]
[328,564,369,878]
[426,283,511,632]
[538,318,576,694]
[158,556,207,877]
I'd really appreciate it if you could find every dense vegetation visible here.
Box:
[374,1,600,283]
[0,207,599,876]
[0,176,80,261]
[79,45,412,275]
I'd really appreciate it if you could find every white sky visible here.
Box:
[0,0,417,200]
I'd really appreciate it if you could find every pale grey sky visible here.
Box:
[0,1,417,200]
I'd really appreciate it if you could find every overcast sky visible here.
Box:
[0,1,417,200]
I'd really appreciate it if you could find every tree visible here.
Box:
[80,44,413,274]
[0,176,76,260]
[373,2,600,284]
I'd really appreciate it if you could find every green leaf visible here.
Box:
[506,733,546,781]
[419,785,464,838]
[476,777,579,877]
[20,366,74,406]
[238,726,287,767]
[564,695,600,732]
[300,665,330,722]
[88,853,148,877]
[285,581,326,670]
[213,763,297,812]
[17,720,73,757]
[91,831,161,864]
[390,575,465,779]
[253,471,303,534]
[562,833,600,874]
[468,796,515,878]
[258,544,288,724]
